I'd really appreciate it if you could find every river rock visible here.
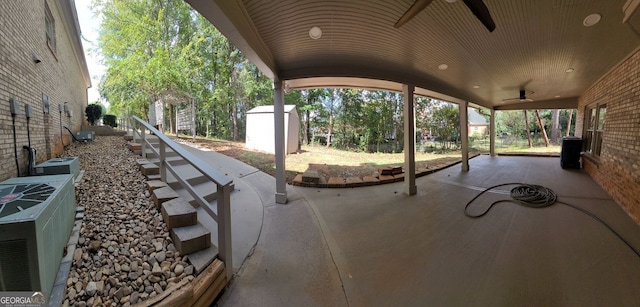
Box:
[86,281,97,296]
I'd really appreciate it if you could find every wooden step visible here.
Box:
[147,174,161,181]
[146,180,168,192]
[140,163,159,176]
[171,224,212,255]
[161,197,197,229]
[152,186,180,208]
[129,142,141,151]
[188,246,219,275]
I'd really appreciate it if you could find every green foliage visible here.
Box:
[92,1,576,153]
[428,103,460,149]
[95,0,273,139]
[89,101,107,117]
[103,114,117,127]
[85,104,103,125]
[496,109,575,141]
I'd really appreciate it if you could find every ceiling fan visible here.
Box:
[394,0,496,32]
[502,90,534,103]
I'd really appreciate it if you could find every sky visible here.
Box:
[74,1,106,106]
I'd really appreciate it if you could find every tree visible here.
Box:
[326,89,337,147]
[86,104,103,125]
[429,103,460,150]
[523,110,533,148]
[95,0,272,140]
[534,110,550,147]
[566,109,573,137]
[551,109,560,144]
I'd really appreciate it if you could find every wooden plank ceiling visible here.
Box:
[186,0,640,109]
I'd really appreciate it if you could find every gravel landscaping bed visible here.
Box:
[62,136,195,306]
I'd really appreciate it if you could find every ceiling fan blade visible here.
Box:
[502,90,533,103]
[394,0,435,28]
[462,0,496,32]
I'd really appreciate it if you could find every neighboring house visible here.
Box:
[468,108,488,136]
[0,0,91,181]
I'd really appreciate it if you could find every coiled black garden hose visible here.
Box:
[464,183,640,259]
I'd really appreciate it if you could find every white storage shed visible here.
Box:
[246,105,299,154]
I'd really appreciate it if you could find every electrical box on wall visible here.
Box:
[63,104,69,113]
[58,103,63,113]
[67,110,73,117]
[42,94,50,114]
[9,98,21,115]
[25,105,32,118]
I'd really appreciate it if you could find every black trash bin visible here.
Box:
[561,137,583,169]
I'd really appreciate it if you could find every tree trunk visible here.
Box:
[327,90,335,147]
[523,110,533,148]
[169,104,175,135]
[305,109,311,145]
[210,109,216,138]
[232,102,238,141]
[566,109,573,137]
[535,110,550,147]
[551,109,560,144]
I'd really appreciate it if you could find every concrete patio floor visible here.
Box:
[212,153,640,306]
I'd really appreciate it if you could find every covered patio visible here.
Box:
[183,0,640,305]
[221,155,640,306]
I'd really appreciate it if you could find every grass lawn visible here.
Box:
[470,138,562,155]
[176,135,463,182]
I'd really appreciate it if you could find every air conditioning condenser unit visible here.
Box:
[0,174,76,300]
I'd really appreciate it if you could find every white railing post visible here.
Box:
[217,183,233,281]
[129,115,234,282]
[131,119,137,143]
[141,128,147,159]
[159,141,166,182]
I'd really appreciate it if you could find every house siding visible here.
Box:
[576,48,640,223]
[0,0,89,181]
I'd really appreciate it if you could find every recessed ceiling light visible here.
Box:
[309,26,322,39]
[445,0,457,3]
[565,68,575,73]
[473,85,480,89]
[583,14,601,27]
[438,64,448,70]
[555,95,561,98]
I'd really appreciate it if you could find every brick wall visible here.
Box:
[575,47,640,223]
[0,0,89,181]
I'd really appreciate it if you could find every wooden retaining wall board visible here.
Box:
[132,259,227,307]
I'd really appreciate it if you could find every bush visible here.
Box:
[103,114,117,127]
[85,104,103,125]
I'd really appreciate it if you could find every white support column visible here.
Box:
[459,101,469,172]
[403,84,417,195]
[274,79,288,204]
[490,108,496,156]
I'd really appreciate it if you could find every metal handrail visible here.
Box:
[125,116,233,280]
